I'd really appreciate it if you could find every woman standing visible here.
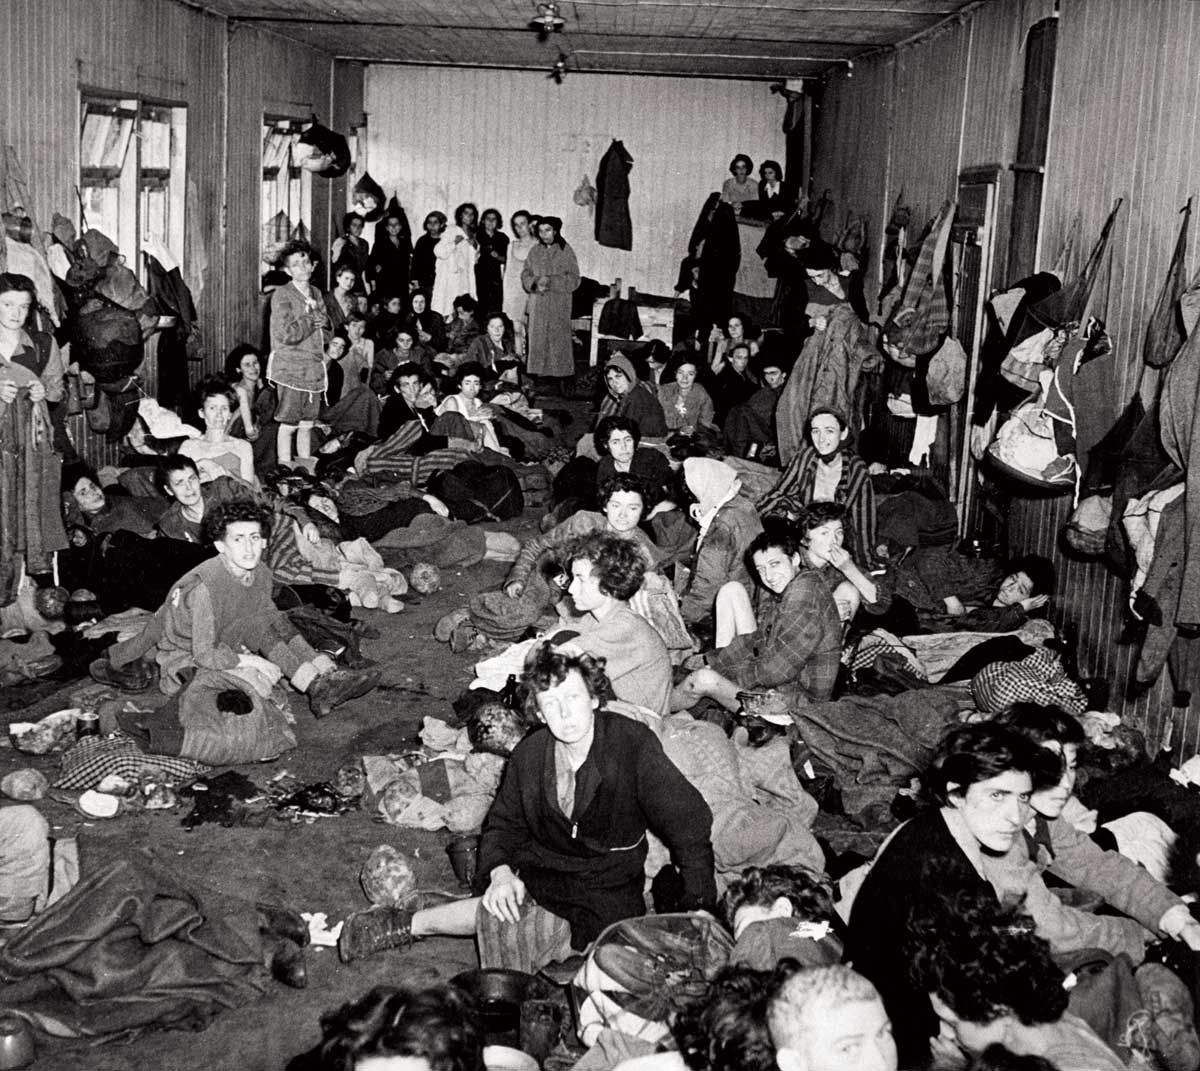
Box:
[324,265,358,335]
[432,202,479,316]
[522,217,580,385]
[367,209,412,300]
[474,208,509,317]
[330,213,370,289]
[411,211,446,296]
[503,210,537,356]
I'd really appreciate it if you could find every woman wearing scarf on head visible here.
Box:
[522,216,580,385]
[366,200,413,299]
[597,353,667,437]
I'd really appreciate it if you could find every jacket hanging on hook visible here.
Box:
[595,139,633,251]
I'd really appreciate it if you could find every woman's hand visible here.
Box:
[811,314,829,332]
[1020,594,1049,612]
[0,379,19,404]
[943,595,966,617]
[481,865,526,924]
[505,581,525,599]
[301,522,321,545]
[27,380,46,403]
[476,404,496,419]
[422,493,450,518]
[824,544,853,572]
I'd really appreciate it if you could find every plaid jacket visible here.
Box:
[707,569,841,700]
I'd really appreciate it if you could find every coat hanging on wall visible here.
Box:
[594,139,633,251]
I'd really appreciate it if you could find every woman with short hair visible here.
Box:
[522,216,580,384]
[474,208,508,317]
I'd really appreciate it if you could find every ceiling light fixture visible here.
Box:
[531,2,566,40]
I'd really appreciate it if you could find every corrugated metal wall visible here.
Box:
[364,66,786,296]
[0,0,334,467]
[810,0,1200,754]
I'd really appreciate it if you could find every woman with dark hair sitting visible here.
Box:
[756,160,792,222]
[722,154,757,212]
[405,290,447,354]
[595,414,673,506]
[434,361,504,454]
[443,294,482,359]
[286,983,484,1071]
[225,345,276,466]
[337,644,715,971]
[846,723,1057,1068]
[907,887,1125,1071]
[670,519,842,713]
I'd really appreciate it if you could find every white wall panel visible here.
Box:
[365,66,786,296]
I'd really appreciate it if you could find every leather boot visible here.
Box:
[337,905,415,964]
[256,903,311,948]
[264,936,308,989]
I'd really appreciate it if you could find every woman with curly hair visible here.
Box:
[906,889,1125,1071]
[721,154,757,213]
[845,724,1058,1067]
[286,983,483,1071]
[721,864,842,970]
[337,644,715,972]
[542,530,670,714]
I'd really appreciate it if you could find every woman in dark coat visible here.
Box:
[335,645,717,971]
[367,205,412,299]
[405,290,446,354]
[410,211,445,296]
[474,208,509,317]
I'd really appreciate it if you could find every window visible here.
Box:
[261,117,312,269]
[79,95,187,268]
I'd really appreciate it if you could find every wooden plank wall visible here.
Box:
[225,23,332,350]
[364,66,786,296]
[0,0,334,466]
[810,0,1200,755]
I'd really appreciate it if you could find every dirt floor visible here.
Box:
[0,511,546,1071]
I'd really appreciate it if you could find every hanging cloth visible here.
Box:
[1143,199,1192,369]
[882,200,956,361]
[1027,198,1123,330]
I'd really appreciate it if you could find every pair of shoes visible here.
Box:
[1136,963,1200,1071]
[88,655,158,692]
[338,905,416,964]
[256,902,310,988]
[308,666,382,718]
[434,607,471,643]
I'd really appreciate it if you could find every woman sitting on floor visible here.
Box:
[670,519,842,714]
[434,361,506,455]
[441,474,661,652]
[659,353,716,436]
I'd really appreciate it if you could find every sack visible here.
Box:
[1066,494,1113,557]
[88,376,141,442]
[176,669,297,766]
[74,300,144,383]
[297,118,350,178]
[428,462,524,523]
[572,913,733,1047]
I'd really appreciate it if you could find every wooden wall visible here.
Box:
[810,0,1200,754]
[0,0,333,464]
[364,66,786,297]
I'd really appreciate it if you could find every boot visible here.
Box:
[308,666,382,718]
[338,905,415,964]
[1136,963,1200,1071]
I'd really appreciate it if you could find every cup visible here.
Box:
[75,711,100,740]
[446,834,481,890]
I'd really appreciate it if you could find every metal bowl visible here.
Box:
[0,1015,35,1069]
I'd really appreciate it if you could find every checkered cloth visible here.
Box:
[56,733,209,791]
[884,200,955,359]
[971,647,1087,715]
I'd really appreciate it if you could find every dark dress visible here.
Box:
[712,366,759,426]
[411,234,438,295]
[367,234,412,298]
[407,308,447,353]
[475,229,509,317]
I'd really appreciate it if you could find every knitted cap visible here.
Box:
[683,457,739,516]
[604,353,637,384]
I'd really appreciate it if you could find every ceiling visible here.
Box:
[199,0,985,80]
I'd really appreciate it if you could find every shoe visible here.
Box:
[264,936,308,988]
[88,655,158,692]
[449,621,483,654]
[338,905,415,963]
[1136,963,1200,1071]
[435,607,471,643]
[308,666,382,718]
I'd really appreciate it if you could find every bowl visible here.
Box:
[0,1014,35,1069]
[450,968,554,1047]
[484,1045,538,1071]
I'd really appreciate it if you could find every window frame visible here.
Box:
[78,89,188,275]
[261,114,313,271]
